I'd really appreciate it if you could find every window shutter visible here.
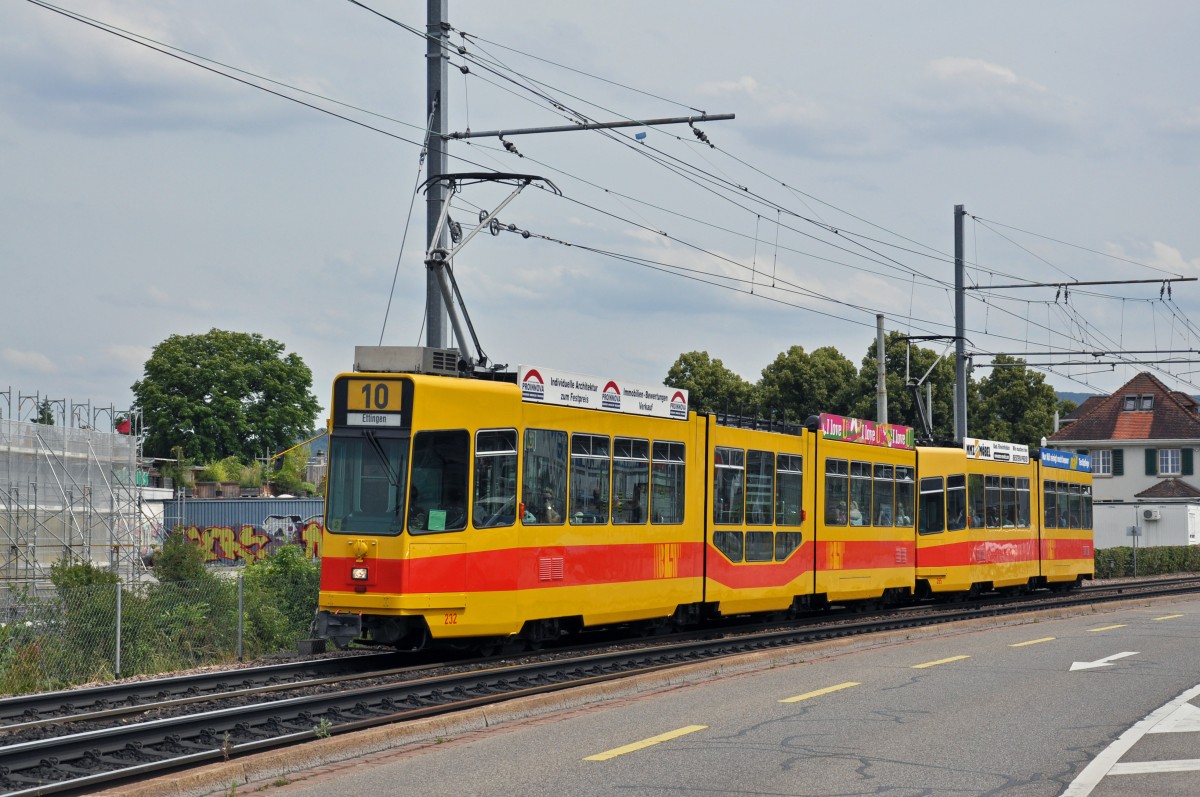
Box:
[1145,448,1157,476]
[1113,449,1124,476]
[1184,448,1194,476]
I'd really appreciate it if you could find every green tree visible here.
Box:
[35,398,54,425]
[153,528,213,583]
[664,351,757,414]
[973,355,1059,448]
[131,329,320,462]
[757,345,858,422]
[269,445,315,496]
[846,332,977,442]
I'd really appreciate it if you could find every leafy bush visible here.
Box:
[1094,545,1200,578]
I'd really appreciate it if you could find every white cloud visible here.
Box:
[2,348,58,374]
[926,57,1047,93]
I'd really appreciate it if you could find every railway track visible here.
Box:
[1,575,1196,796]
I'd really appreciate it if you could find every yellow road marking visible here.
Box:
[912,655,970,669]
[1154,614,1184,621]
[780,681,861,703]
[1010,637,1056,647]
[584,725,708,761]
[1089,624,1126,632]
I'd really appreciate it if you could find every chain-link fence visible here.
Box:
[0,551,320,696]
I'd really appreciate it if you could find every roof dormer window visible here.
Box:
[1122,394,1154,411]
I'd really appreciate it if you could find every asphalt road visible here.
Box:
[110,595,1200,797]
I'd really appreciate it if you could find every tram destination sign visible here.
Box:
[518,365,689,420]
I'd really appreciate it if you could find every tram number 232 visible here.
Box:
[346,379,403,412]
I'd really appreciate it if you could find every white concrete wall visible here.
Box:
[1094,502,1196,548]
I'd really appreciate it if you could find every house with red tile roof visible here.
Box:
[1048,372,1200,548]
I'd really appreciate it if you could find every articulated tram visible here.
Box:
[312,350,1092,650]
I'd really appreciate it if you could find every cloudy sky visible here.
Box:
[3,1,1200,429]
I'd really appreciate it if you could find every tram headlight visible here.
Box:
[351,566,369,581]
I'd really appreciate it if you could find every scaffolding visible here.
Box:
[0,389,146,586]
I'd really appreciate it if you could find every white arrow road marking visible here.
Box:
[1070,651,1139,671]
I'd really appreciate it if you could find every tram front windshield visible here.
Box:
[326,432,408,535]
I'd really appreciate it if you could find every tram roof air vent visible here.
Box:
[354,345,461,376]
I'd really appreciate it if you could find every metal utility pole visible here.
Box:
[876,313,888,423]
[954,204,967,444]
[425,0,450,349]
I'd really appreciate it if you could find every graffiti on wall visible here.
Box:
[174,514,324,565]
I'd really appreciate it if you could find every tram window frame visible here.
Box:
[918,476,945,534]
[873,463,895,527]
[612,437,650,525]
[946,474,967,531]
[523,428,568,526]
[746,531,774,562]
[1016,477,1031,528]
[1057,481,1070,528]
[1044,480,1058,529]
[714,447,745,525]
[713,530,744,562]
[775,531,803,560]
[570,433,611,526]
[407,429,470,535]
[849,460,872,527]
[895,466,915,527]
[1001,476,1017,528]
[746,450,775,526]
[1069,482,1082,529]
[825,458,849,525]
[1082,484,1093,529]
[985,475,1002,529]
[473,429,518,529]
[968,473,985,528]
[776,454,803,527]
[651,441,686,525]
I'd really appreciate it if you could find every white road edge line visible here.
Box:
[1059,682,1200,796]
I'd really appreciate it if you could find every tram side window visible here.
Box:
[746,450,775,526]
[946,474,967,530]
[985,475,1002,528]
[873,464,894,526]
[651,441,686,524]
[524,429,568,525]
[968,474,985,527]
[1057,481,1070,528]
[775,531,803,560]
[1044,481,1058,529]
[1082,484,1093,529]
[1001,476,1017,528]
[473,429,517,529]
[746,531,774,562]
[1017,477,1031,528]
[895,466,915,527]
[714,447,745,525]
[918,476,945,534]
[825,458,849,525]
[408,430,469,534]
[570,434,610,525]
[849,461,872,526]
[612,437,649,525]
[1069,483,1082,529]
[776,454,803,527]
[713,530,743,562]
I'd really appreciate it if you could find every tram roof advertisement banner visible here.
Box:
[964,437,1031,464]
[518,365,689,421]
[818,413,914,450]
[1040,447,1092,472]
